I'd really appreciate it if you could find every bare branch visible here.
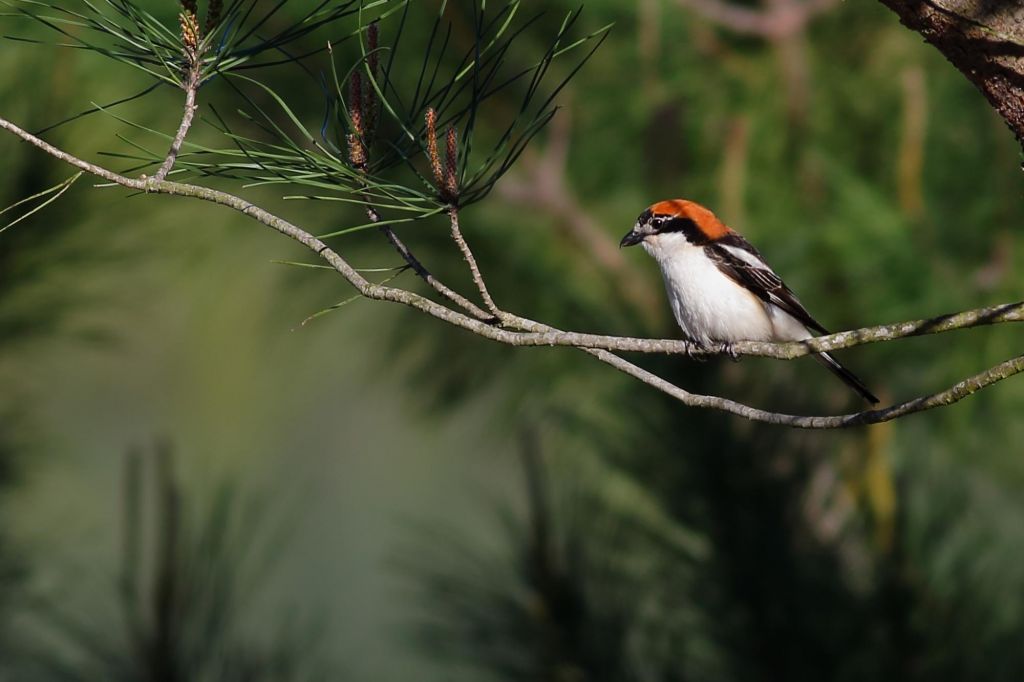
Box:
[370,203,496,323]
[584,345,1024,429]
[433,121,501,319]
[449,208,501,318]
[3,114,1022,429]
[489,309,1024,429]
[381,229,496,322]
[152,81,198,182]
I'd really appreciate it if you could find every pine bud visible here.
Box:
[425,108,443,189]
[444,127,459,200]
[179,10,200,57]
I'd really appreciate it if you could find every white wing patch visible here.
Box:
[719,243,768,268]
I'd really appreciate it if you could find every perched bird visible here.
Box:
[619,199,879,404]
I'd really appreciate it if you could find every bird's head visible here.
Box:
[619,199,730,249]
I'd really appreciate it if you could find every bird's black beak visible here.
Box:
[619,229,643,248]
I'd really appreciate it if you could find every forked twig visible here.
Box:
[425,109,501,318]
[349,42,497,324]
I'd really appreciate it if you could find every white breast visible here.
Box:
[643,233,790,346]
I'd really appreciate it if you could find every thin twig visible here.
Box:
[368,201,496,322]
[2,114,1022,428]
[584,346,1024,429]
[424,109,499,318]
[449,207,501,318]
[153,9,205,182]
[350,95,493,322]
[153,79,198,182]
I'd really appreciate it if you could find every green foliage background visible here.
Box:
[1,1,1023,680]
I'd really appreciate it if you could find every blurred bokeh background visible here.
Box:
[1,0,1023,680]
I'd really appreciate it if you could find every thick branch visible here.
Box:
[3,114,1022,428]
[878,0,1024,147]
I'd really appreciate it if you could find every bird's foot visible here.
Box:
[684,341,707,361]
[685,341,725,361]
[719,342,741,361]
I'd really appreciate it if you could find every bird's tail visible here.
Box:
[812,352,879,405]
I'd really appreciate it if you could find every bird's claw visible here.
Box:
[720,342,740,361]
[684,341,712,361]
[683,340,739,361]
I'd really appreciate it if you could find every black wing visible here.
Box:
[706,234,828,335]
